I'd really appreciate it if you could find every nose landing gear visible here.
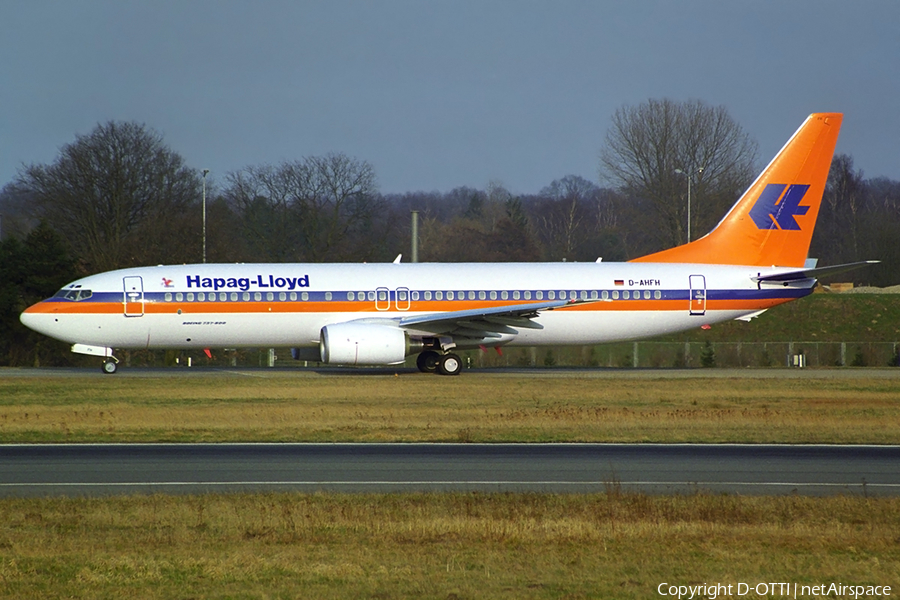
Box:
[70,344,120,374]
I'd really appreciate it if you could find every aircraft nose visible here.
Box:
[20,303,50,335]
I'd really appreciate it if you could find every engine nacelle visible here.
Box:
[319,322,410,365]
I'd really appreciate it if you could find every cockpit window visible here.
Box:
[54,288,93,301]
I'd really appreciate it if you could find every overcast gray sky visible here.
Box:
[2,0,898,195]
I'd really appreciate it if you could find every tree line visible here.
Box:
[2,99,898,366]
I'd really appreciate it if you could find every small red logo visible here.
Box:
[162,278,174,288]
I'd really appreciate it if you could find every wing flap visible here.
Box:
[398,298,589,339]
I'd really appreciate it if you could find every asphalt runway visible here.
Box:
[1,443,898,497]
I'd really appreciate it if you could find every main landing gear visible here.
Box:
[416,350,462,376]
[101,358,119,374]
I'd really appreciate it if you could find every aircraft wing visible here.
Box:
[398,298,592,339]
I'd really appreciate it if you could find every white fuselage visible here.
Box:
[21,261,811,352]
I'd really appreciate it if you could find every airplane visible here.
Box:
[20,112,876,375]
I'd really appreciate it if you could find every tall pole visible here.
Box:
[688,175,693,244]
[675,167,703,243]
[410,210,419,263]
[202,169,209,263]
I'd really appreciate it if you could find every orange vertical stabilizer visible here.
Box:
[631,113,842,267]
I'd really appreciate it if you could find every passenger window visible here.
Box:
[447,291,454,300]
[623,291,630,300]
[398,290,408,301]
[378,290,387,301]
[612,291,619,300]
[266,292,274,301]
[290,292,297,301]
[468,291,475,300]
[601,290,609,300]
[367,291,375,301]
[644,290,651,300]
[187,292,194,302]
[489,291,497,300]
[325,292,332,301]
[176,292,183,302]
[513,291,520,300]
[435,291,443,300]
[478,291,486,300]
[242,292,250,301]
[535,291,542,300]
[279,292,286,301]
[501,291,508,300]
[254,292,262,301]
[348,291,355,301]
[590,290,597,300]
[524,291,531,300]
[230,292,238,301]
[302,292,310,301]
[165,293,172,302]
[199,292,207,302]
[581,291,588,300]
[654,290,661,299]
[219,292,227,301]
[548,291,555,300]
[411,291,419,301]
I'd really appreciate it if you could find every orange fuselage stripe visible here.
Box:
[24,297,794,315]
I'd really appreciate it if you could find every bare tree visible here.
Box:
[16,121,201,271]
[225,152,381,262]
[536,175,597,260]
[600,99,758,249]
[824,154,866,260]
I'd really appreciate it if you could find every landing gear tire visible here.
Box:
[437,353,462,376]
[416,350,440,373]
[101,360,118,375]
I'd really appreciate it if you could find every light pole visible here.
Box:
[674,167,703,243]
[410,210,419,263]
[202,169,209,263]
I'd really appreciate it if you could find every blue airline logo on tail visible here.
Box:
[748,183,811,230]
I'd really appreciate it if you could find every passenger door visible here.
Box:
[123,276,144,317]
[689,274,706,316]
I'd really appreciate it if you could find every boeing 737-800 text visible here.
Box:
[20,113,874,374]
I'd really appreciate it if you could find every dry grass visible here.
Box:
[0,492,897,599]
[1,373,899,443]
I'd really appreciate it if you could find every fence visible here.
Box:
[459,341,900,369]
[123,341,900,369]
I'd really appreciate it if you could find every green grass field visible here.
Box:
[1,372,898,443]
[1,492,898,599]
[1,370,898,597]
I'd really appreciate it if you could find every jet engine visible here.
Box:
[319,322,415,365]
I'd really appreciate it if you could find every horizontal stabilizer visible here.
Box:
[753,260,879,283]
